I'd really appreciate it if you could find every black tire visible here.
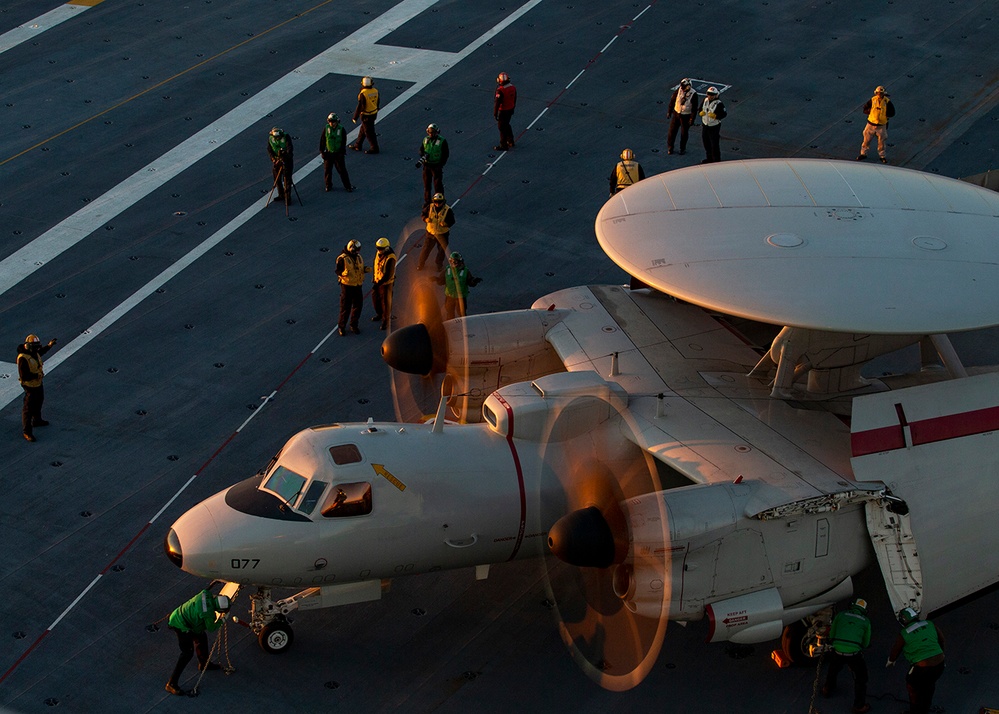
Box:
[780,620,813,666]
[258,620,294,654]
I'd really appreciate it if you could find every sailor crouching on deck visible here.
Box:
[165,590,230,696]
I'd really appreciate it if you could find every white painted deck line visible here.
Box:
[0,3,92,55]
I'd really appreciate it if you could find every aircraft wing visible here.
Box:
[851,372,999,614]
[534,284,857,513]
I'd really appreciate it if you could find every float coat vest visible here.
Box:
[701,98,725,126]
[900,621,944,663]
[168,590,224,635]
[337,252,366,286]
[426,204,452,236]
[359,87,379,115]
[374,251,396,284]
[829,609,871,654]
[867,95,890,124]
[269,134,291,155]
[615,160,641,190]
[324,125,346,153]
[422,137,445,164]
[444,266,471,298]
[17,350,43,388]
[674,88,696,114]
[495,83,517,112]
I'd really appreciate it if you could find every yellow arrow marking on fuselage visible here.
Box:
[372,464,406,491]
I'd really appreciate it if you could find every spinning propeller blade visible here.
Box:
[539,398,670,691]
[381,219,472,422]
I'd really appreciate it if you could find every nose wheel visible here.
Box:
[258,618,294,654]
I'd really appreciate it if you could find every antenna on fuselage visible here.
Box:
[431,395,448,433]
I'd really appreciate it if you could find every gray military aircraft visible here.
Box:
[165,158,999,690]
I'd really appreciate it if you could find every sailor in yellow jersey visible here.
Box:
[350,76,380,154]
[17,333,57,442]
[609,148,645,196]
[371,237,396,331]
[336,240,371,336]
[856,85,895,163]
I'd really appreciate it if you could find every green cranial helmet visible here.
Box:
[897,607,919,626]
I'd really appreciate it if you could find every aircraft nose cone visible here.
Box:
[381,323,433,375]
[164,527,183,569]
[165,503,223,577]
[548,506,616,568]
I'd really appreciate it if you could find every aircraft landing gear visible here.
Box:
[231,581,385,654]
[779,610,831,666]
[258,617,295,654]
[248,586,304,654]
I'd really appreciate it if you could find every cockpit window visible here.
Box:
[298,480,328,515]
[262,466,307,506]
[329,444,362,465]
[321,482,372,518]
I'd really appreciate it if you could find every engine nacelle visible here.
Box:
[483,371,628,443]
[611,491,670,619]
[443,309,571,422]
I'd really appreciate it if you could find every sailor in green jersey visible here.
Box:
[887,607,945,714]
[267,127,294,202]
[319,113,354,192]
[419,123,449,210]
[436,251,481,320]
[165,589,230,695]
[821,598,872,713]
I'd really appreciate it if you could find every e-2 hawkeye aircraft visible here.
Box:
[165,158,999,690]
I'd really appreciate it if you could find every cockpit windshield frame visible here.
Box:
[260,465,308,508]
